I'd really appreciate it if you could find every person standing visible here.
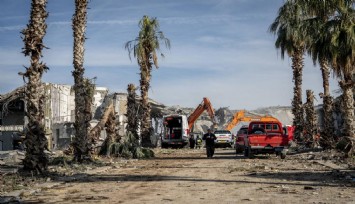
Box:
[195,135,202,149]
[189,135,196,149]
[202,129,217,158]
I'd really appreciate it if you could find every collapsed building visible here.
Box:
[0,84,166,150]
[0,84,111,151]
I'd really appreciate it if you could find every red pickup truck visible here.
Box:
[235,125,248,154]
[244,121,288,159]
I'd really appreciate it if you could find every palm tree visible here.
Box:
[299,0,354,149]
[20,0,49,173]
[72,0,91,162]
[269,1,307,142]
[125,16,170,147]
[327,2,355,139]
[298,0,339,148]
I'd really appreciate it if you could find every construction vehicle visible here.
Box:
[226,110,280,131]
[187,97,216,131]
[226,110,280,153]
[161,97,216,148]
[161,114,189,148]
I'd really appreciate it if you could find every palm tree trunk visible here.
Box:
[339,73,355,138]
[21,0,49,173]
[139,53,153,147]
[90,102,116,154]
[304,90,317,147]
[72,0,90,162]
[319,59,335,148]
[98,102,120,156]
[291,48,305,142]
[126,84,140,142]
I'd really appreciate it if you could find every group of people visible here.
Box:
[189,135,201,149]
[189,129,217,158]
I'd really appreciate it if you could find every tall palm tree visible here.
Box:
[269,1,308,142]
[72,0,91,162]
[20,0,49,173]
[298,0,339,148]
[125,16,170,147]
[327,2,355,139]
[299,0,354,148]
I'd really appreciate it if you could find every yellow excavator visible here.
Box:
[225,110,279,131]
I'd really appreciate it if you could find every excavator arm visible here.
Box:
[225,110,279,131]
[188,97,216,130]
[225,110,245,131]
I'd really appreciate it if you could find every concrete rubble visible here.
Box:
[0,150,25,165]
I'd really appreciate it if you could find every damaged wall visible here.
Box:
[0,84,110,151]
[0,87,26,151]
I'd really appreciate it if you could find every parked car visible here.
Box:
[214,130,233,147]
[235,125,248,154]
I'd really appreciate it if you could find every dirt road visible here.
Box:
[4,148,355,203]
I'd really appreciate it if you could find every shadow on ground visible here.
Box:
[48,170,353,189]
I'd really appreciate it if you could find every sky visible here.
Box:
[0,0,340,110]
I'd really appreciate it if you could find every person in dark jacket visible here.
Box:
[189,135,195,149]
[202,129,217,158]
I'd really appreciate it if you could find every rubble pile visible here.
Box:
[0,150,25,165]
[252,106,294,125]
[152,103,294,134]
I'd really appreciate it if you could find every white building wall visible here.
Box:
[49,84,73,124]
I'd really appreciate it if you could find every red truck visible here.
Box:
[235,125,248,154]
[244,121,289,159]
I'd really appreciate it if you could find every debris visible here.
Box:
[242,198,254,201]
[0,196,21,204]
[281,185,289,189]
[0,151,25,164]
[304,186,316,190]
[162,198,173,201]
[307,154,315,160]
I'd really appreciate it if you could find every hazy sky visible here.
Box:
[0,0,339,110]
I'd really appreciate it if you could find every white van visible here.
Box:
[161,115,189,148]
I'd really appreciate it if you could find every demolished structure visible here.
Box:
[0,84,109,150]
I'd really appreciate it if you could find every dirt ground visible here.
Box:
[1,148,355,204]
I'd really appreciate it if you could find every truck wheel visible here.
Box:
[244,147,249,157]
[235,145,242,154]
[280,152,286,159]
[244,147,253,159]
[247,147,254,159]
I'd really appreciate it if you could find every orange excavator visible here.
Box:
[188,97,216,131]
[225,110,279,131]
